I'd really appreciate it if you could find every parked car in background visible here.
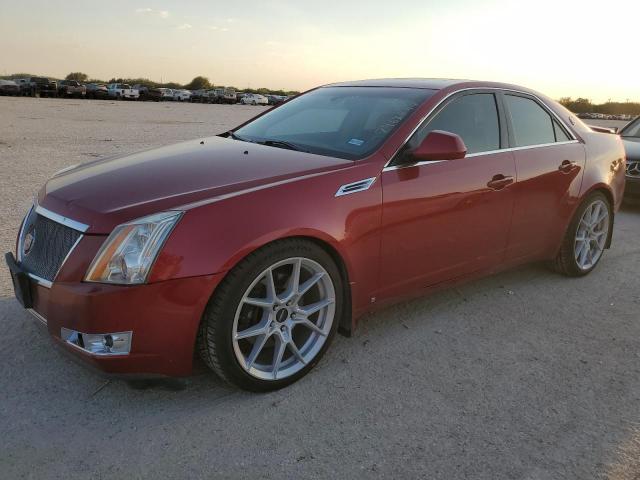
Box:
[0,79,20,95]
[173,89,192,102]
[157,88,174,101]
[22,77,58,97]
[85,83,109,100]
[618,116,640,204]
[266,94,286,106]
[57,80,86,98]
[241,93,269,105]
[107,83,139,100]
[5,79,626,392]
[145,87,164,102]
[132,85,150,100]
[208,88,236,104]
[13,78,28,95]
[190,89,209,103]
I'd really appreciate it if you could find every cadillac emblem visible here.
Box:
[23,227,35,256]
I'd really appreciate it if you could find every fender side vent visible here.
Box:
[335,177,376,197]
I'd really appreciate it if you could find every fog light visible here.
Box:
[61,328,132,356]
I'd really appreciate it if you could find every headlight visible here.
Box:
[85,211,182,284]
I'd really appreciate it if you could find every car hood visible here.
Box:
[621,137,640,160]
[39,136,352,233]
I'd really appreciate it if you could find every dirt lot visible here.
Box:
[0,97,639,479]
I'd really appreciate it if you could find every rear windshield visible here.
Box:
[235,86,435,160]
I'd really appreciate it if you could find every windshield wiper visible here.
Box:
[258,139,308,152]
[224,130,250,142]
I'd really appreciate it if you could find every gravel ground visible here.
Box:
[0,97,639,479]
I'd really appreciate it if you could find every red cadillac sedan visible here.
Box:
[6,79,626,391]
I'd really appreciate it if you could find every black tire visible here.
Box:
[553,191,612,277]
[197,239,343,391]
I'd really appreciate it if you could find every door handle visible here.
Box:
[558,160,578,173]
[487,174,514,191]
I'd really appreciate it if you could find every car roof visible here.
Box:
[325,78,467,89]
[322,78,539,95]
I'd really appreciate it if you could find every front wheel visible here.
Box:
[553,192,612,276]
[198,239,342,391]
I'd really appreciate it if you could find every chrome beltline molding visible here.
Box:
[382,140,580,172]
[383,86,580,171]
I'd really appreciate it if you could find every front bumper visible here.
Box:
[6,251,223,377]
[624,175,640,200]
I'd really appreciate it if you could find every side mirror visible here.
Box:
[409,130,467,161]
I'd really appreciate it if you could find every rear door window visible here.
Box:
[505,95,556,147]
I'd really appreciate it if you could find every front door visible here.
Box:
[378,92,516,301]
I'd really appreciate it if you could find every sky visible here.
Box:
[1,0,638,103]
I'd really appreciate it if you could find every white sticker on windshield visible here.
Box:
[348,138,365,146]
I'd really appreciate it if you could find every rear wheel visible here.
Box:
[198,239,342,391]
[553,192,612,276]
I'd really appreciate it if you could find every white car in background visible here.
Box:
[158,88,174,101]
[173,89,192,102]
[241,93,269,105]
[106,83,139,100]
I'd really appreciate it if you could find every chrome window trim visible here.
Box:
[383,87,579,170]
[382,140,580,172]
[466,140,580,156]
[35,205,89,233]
[383,160,446,172]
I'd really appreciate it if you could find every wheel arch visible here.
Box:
[294,235,353,337]
[580,184,615,248]
[200,234,355,339]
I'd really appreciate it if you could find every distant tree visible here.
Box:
[559,97,593,114]
[185,76,211,90]
[65,72,89,82]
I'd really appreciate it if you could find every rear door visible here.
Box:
[378,91,516,300]
[501,93,586,262]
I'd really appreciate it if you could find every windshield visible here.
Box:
[620,117,640,137]
[234,86,434,160]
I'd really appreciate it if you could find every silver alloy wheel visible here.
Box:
[232,257,336,381]
[574,199,609,270]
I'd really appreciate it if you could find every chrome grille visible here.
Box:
[18,208,83,282]
[627,161,640,178]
